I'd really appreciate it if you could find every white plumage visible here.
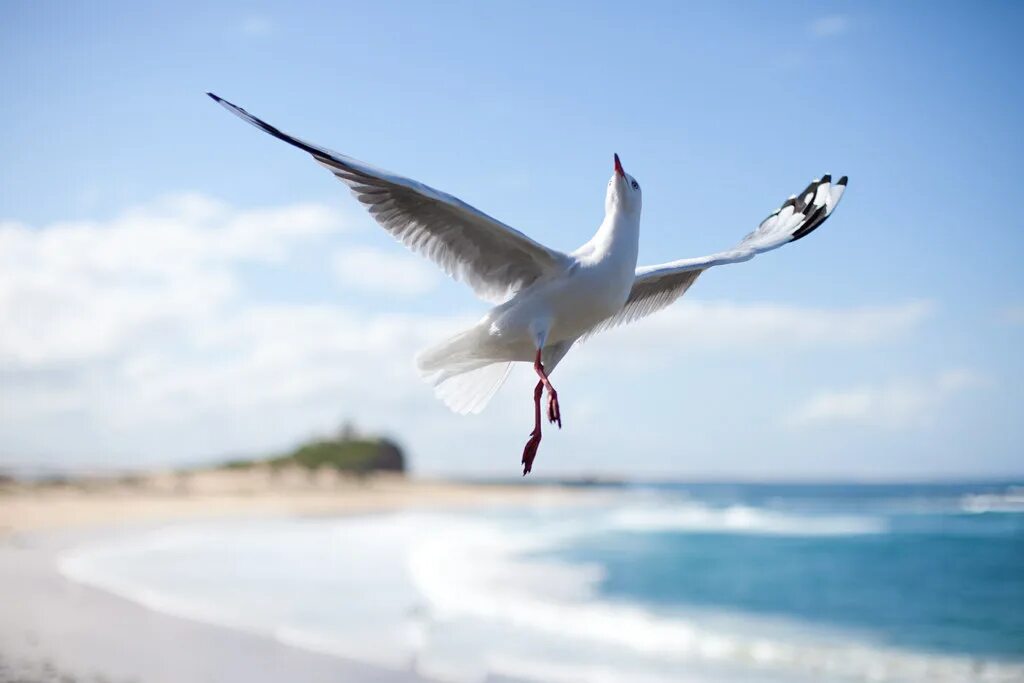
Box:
[210,93,848,473]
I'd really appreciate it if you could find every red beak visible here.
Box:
[614,153,625,177]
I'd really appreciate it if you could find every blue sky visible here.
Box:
[2,1,1022,478]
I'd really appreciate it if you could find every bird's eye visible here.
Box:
[631,180,639,190]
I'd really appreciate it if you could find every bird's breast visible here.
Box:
[547,259,634,340]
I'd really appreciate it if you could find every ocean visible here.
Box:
[59,482,1024,683]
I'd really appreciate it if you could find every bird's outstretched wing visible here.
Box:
[208,93,571,302]
[586,175,847,336]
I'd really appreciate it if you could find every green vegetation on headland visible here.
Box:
[222,423,405,474]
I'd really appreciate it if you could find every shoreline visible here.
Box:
[0,468,581,537]
[0,472,579,683]
[7,476,1019,683]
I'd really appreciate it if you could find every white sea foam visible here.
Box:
[405,513,1021,683]
[607,502,887,536]
[961,487,1024,513]
[57,509,1022,683]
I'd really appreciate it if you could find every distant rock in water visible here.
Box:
[222,424,406,474]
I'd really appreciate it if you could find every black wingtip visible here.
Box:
[791,204,828,242]
[202,93,326,159]
[838,176,848,186]
[821,174,832,184]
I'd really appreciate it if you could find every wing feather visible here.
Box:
[587,175,847,337]
[209,93,570,302]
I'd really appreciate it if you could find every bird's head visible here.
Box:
[606,153,642,216]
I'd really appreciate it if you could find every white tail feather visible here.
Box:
[431,362,512,414]
[416,325,511,414]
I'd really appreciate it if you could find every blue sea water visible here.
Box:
[59,482,1024,683]
[557,483,1024,659]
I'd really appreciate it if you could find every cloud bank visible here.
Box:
[1,195,938,472]
[789,369,987,429]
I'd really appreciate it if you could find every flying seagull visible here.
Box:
[208,93,847,474]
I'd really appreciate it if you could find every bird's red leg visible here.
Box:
[521,380,544,475]
[522,350,562,475]
[534,349,561,428]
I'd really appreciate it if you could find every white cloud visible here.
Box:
[570,300,933,373]
[810,15,851,38]
[333,246,439,296]
[789,369,987,429]
[0,193,345,369]
[0,195,470,469]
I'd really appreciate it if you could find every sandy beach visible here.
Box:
[0,467,576,537]
[0,470,576,683]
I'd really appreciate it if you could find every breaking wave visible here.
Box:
[607,502,887,536]
[960,487,1024,514]
[406,518,1021,683]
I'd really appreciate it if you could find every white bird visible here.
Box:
[209,93,848,474]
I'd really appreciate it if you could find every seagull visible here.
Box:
[209,93,848,475]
